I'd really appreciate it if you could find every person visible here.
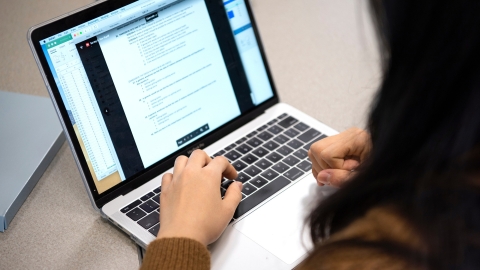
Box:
[140,0,480,269]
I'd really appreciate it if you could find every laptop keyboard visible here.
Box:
[119,113,327,237]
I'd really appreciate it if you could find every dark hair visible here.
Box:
[309,0,480,268]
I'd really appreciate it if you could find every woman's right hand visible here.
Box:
[308,127,371,187]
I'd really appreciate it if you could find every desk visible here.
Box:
[0,0,380,269]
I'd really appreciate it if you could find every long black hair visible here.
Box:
[309,0,480,268]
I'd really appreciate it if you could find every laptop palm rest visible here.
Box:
[233,175,338,265]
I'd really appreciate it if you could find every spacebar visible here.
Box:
[234,176,290,219]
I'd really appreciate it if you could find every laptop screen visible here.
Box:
[39,0,274,194]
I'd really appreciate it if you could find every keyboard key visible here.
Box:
[236,138,247,145]
[284,128,300,138]
[121,200,142,213]
[236,172,251,183]
[257,131,273,141]
[126,208,147,221]
[153,187,161,194]
[242,154,259,164]
[277,113,288,119]
[242,183,257,196]
[277,145,294,156]
[221,188,226,198]
[137,212,159,229]
[246,131,258,138]
[297,160,312,172]
[140,192,155,201]
[273,134,290,144]
[222,179,235,189]
[298,128,322,143]
[149,223,160,237]
[294,122,310,132]
[267,125,284,135]
[257,125,268,132]
[234,176,290,219]
[140,200,159,213]
[284,167,304,181]
[255,159,273,170]
[261,169,279,181]
[287,139,303,149]
[246,137,263,148]
[225,150,242,161]
[272,162,290,173]
[293,149,309,160]
[263,140,280,151]
[236,144,253,154]
[225,144,236,151]
[278,116,299,128]
[233,160,248,171]
[213,150,226,157]
[303,134,328,150]
[267,119,278,125]
[283,155,301,166]
[250,176,268,188]
[266,152,282,163]
[244,165,262,177]
[252,147,269,157]
[151,194,160,204]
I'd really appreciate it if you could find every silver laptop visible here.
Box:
[28,0,338,268]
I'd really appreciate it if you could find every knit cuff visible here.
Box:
[140,238,211,270]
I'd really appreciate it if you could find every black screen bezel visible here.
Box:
[29,0,279,209]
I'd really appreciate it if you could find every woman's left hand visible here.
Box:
[157,150,243,246]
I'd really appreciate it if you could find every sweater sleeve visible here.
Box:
[140,238,210,270]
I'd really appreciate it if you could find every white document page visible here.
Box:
[99,0,241,167]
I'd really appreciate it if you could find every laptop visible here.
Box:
[28,0,339,268]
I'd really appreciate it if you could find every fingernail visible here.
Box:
[317,171,331,185]
[235,181,243,190]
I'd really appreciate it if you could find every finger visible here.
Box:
[309,145,331,172]
[222,181,243,214]
[160,173,173,208]
[187,150,211,168]
[308,149,324,174]
[312,167,325,186]
[207,156,238,180]
[343,159,360,171]
[317,169,353,187]
[173,155,188,175]
[161,173,173,190]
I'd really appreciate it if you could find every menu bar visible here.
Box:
[40,0,179,46]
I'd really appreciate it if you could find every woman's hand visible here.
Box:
[157,150,243,246]
[308,127,371,187]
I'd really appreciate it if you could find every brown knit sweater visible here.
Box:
[140,207,426,270]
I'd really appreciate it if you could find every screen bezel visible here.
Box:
[29,0,279,209]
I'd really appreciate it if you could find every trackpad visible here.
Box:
[233,175,337,265]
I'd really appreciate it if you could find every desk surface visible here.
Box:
[0,0,380,269]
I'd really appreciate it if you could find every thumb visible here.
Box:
[223,181,243,213]
[317,169,354,187]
